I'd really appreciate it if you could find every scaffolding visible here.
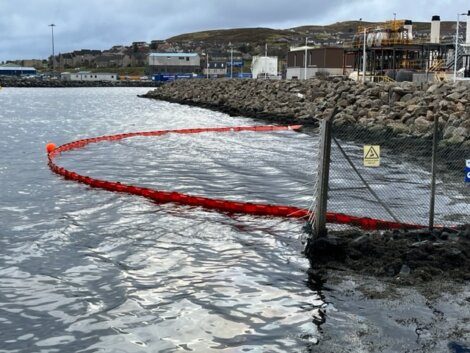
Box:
[347,20,456,80]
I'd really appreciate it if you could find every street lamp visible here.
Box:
[49,24,56,73]
[228,41,233,78]
[362,26,367,83]
[304,37,308,80]
[453,13,467,82]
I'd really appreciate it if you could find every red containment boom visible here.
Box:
[47,125,424,230]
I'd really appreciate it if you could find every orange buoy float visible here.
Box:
[46,143,56,153]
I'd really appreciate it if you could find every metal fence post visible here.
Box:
[314,108,336,238]
[429,114,439,230]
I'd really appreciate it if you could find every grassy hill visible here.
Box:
[167,27,296,43]
[167,20,461,44]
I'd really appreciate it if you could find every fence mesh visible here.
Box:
[324,119,469,228]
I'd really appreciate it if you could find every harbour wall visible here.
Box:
[141,78,470,148]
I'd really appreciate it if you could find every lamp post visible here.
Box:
[206,52,209,79]
[264,43,268,79]
[453,13,466,82]
[304,37,308,80]
[49,24,56,73]
[229,41,233,78]
[362,27,367,83]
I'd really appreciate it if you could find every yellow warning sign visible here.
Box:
[364,145,380,167]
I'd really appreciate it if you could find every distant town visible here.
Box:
[1,18,469,83]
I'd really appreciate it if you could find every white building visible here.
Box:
[251,56,279,79]
[148,53,201,74]
[203,61,227,77]
[62,71,118,81]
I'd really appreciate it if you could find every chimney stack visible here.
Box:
[430,15,441,44]
[404,20,413,40]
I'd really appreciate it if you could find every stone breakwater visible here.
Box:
[142,78,470,147]
[0,77,162,88]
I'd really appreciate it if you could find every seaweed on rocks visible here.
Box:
[305,225,470,287]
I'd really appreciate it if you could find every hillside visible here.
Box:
[168,27,296,43]
[167,20,461,45]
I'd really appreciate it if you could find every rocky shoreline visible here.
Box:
[141,78,470,149]
[305,226,470,289]
[0,77,162,88]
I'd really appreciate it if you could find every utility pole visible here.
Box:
[49,24,56,73]
[304,37,308,80]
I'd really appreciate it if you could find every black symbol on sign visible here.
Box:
[365,146,379,159]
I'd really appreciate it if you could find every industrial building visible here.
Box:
[61,71,118,81]
[251,56,279,79]
[148,53,201,74]
[348,15,470,81]
[284,14,470,82]
[203,61,227,77]
[0,64,37,76]
[286,47,354,79]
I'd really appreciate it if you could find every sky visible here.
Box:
[1,0,469,61]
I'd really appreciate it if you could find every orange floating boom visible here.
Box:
[47,125,425,231]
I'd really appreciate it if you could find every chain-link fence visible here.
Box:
[312,114,469,230]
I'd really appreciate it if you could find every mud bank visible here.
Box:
[305,225,470,288]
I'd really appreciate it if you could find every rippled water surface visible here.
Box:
[0,88,323,353]
[0,88,468,353]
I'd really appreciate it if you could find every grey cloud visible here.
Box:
[1,0,469,61]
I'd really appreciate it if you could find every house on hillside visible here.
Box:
[95,54,131,68]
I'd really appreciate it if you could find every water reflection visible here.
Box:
[0,88,320,352]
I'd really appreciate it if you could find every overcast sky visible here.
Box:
[1,0,469,61]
